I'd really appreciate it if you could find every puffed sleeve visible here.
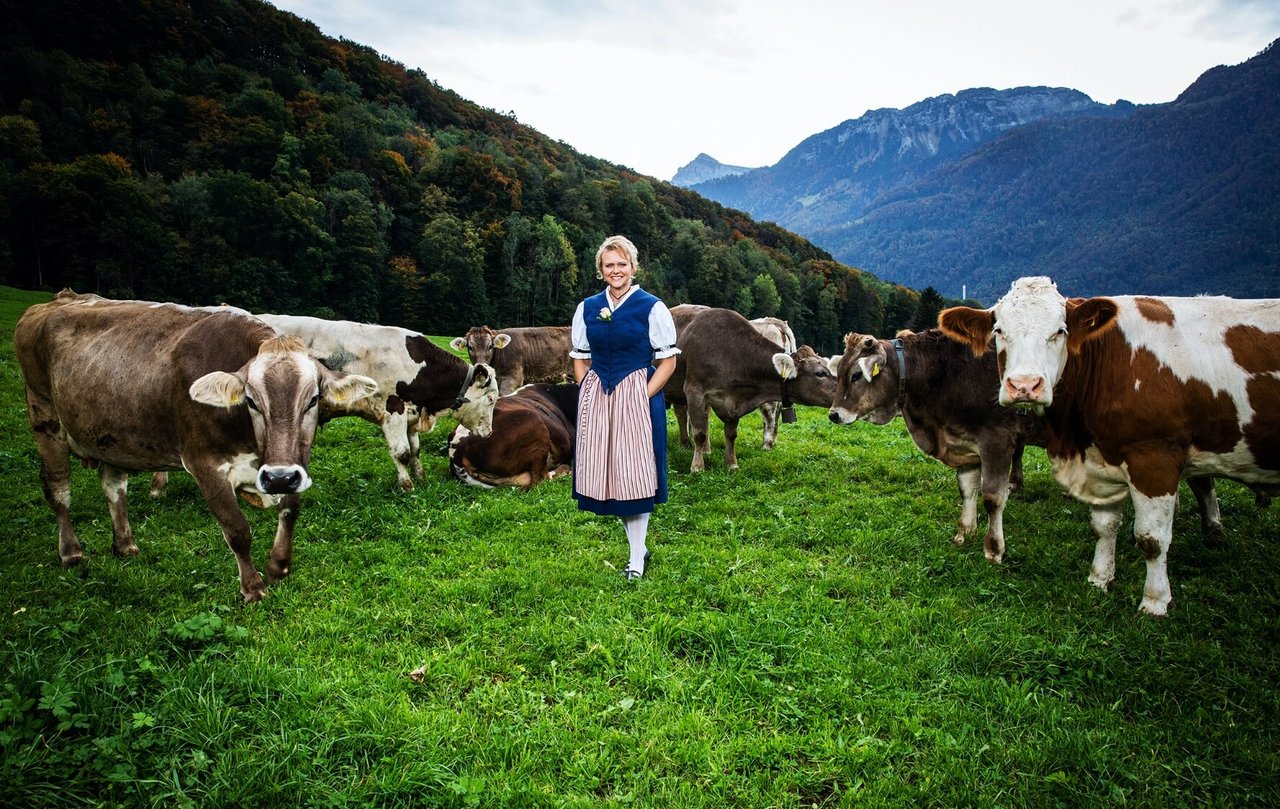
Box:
[649,301,681,360]
[569,301,591,359]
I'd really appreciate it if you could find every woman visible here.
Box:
[570,235,679,580]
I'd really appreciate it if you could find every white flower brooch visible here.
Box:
[597,307,612,322]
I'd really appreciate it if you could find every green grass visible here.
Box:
[2,285,1279,807]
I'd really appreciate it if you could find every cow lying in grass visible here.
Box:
[448,382,580,489]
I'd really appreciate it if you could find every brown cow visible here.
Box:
[14,292,378,602]
[664,307,837,471]
[668,304,799,451]
[447,382,580,489]
[939,276,1280,615]
[450,325,572,396]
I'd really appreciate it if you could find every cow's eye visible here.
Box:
[306,393,320,410]
[244,396,259,412]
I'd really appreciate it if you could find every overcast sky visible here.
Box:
[270,0,1279,181]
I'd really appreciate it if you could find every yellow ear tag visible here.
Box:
[872,363,880,377]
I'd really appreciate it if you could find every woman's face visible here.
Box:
[600,248,634,293]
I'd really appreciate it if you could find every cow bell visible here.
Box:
[781,406,797,424]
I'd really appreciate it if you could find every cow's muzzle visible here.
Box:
[1002,375,1049,406]
[258,464,311,494]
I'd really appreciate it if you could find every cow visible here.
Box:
[257,314,499,491]
[664,307,837,472]
[828,329,1047,563]
[447,382,580,489]
[938,276,1280,615]
[450,325,572,396]
[14,291,379,602]
[668,304,799,451]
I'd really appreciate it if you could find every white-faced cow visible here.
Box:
[14,291,379,602]
[665,307,837,472]
[258,314,499,491]
[448,382,580,489]
[450,325,572,396]
[939,276,1280,615]
[828,330,1047,563]
[669,304,800,452]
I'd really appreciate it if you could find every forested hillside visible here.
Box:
[0,0,937,352]
[824,39,1280,300]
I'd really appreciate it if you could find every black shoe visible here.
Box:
[623,567,643,582]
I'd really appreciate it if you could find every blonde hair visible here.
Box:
[595,235,641,278]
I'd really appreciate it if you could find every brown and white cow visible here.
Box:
[669,304,800,451]
[450,325,572,396]
[447,382,580,489]
[665,307,837,472]
[828,330,1047,563]
[14,292,379,602]
[939,276,1280,615]
[258,314,499,491]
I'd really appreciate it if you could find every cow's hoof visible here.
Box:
[241,588,267,603]
[950,533,966,547]
[1201,523,1226,548]
[266,561,291,582]
[112,542,140,558]
[397,479,414,492]
[60,552,84,567]
[1139,597,1171,617]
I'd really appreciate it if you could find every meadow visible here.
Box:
[1,286,1278,807]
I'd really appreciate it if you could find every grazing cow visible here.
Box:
[14,291,379,602]
[665,307,837,471]
[828,330,1047,563]
[939,276,1280,615]
[450,325,572,395]
[258,314,499,491]
[448,382,580,489]
[669,304,800,451]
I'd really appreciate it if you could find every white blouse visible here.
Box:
[569,286,681,361]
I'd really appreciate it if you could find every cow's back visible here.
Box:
[16,296,270,470]
[675,308,782,393]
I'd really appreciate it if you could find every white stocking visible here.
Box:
[620,512,650,574]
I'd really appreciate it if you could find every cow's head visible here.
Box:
[828,333,898,425]
[773,345,837,407]
[451,362,500,437]
[938,276,1118,409]
[450,326,511,366]
[188,335,378,494]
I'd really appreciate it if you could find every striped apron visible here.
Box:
[574,368,656,502]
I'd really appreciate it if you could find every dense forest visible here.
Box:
[0,0,946,352]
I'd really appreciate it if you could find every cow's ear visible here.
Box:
[449,337,467,352]
[772,353,797,380]
[1065,297,1119,354]
[827,356,841,375]
[938,306,995,356]
[493,334,512,349]
[190,371,246,408]
[322,370,378,407]
[857,357,880,382]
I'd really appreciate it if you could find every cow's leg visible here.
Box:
[189,467,265,602]
[952,466,980,548]
[1131,490,1177,616]
[1086,502,1124,592]
[98,464,140,557]
[380,412,416,491]
[1186,477,1224,546]
[978,446,1014,564]
[759,402,780,450]
[29,412,82,566]
[721,411,741,469]
[673,403,692,448]
[407,422,425,480]
[686,390,712,472]
[266,493,299,584]
[25,398,83,564]
[149,471,169,499]
[1008,442,1026,491]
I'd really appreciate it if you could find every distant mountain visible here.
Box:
[825,39,1280,300]
[671,153,759,187]
[691,87,1131,235]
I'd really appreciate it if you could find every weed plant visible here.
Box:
[1,287,1278,806]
